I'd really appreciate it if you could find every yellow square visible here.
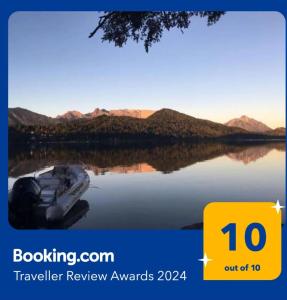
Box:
[203,202,281,280]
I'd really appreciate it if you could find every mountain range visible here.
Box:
[8,107,155,126]
[225,115,272,132]
[9,107,56,127]
[8,107,285,143]
[56,108,155,120]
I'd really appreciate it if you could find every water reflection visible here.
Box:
[9,200,89,229]
[8,142,285,229]
[9,142,285,177]
[227,143,285,165]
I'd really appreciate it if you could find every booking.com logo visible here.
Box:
[13,248,115,266]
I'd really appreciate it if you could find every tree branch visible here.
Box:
[89,12,115,38]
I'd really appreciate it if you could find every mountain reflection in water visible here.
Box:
[8,142,285,229]
[9,142,285,177]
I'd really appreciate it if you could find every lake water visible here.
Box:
[8,142,285,229]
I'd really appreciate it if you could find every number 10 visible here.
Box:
[222,223,266,251]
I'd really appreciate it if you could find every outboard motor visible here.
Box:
[10,177,41,216]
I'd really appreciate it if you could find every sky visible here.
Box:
[8,11,285,128]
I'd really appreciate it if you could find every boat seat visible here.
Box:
[40,188,56,203]
[38,178,61,187]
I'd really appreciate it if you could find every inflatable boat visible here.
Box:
[9,165,90,222]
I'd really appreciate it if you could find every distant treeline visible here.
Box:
[8,109,285,144]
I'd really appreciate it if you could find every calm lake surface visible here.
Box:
[8,142,285,229]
